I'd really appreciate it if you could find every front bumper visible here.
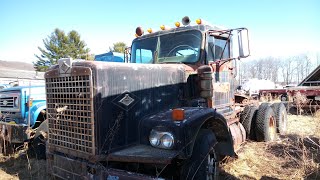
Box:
[47,152,160,180]
[107,144,179,164]
[0,122,28,143]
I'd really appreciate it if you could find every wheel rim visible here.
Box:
[268,116,276,141]
[206,148,218,180]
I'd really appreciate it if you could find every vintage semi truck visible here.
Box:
[0,85,47,155]
[44,16,287,179]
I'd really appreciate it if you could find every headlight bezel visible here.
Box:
[149,130,175,149]
[14,97,19,107]
[160,133,174,148]
[149,130,161,146]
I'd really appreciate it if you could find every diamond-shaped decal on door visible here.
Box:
[119,94,134,106]
[112,91,139,111]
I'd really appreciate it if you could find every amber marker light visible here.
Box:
[147,28,153,33]
[160,25,165,30]
[196,19,202,25]
[172,108,185,121]
[175,22,180,27]
[28,98,33,107]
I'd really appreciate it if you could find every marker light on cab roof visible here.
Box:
[175,22,180,27]
[147,28,153,33]
[160,25,171,30]
[196,18,202,25]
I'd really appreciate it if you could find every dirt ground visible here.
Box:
[221,114,320,179]
[0,114,319,180]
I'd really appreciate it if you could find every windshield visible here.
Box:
[131,30,202,64]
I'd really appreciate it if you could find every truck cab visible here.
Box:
[0,85,46,154]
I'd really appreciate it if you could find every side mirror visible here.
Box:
[237,28,250,58]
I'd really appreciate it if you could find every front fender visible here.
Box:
[29,101,46,126]
[139,107,234,159]
[182,109,234,157]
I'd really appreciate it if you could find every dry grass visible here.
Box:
[0,153,47,180]
[221,115,320,179]
[0,114,319,179]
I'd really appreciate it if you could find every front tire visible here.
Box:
[28,119,48,159]
[181,129,219,180]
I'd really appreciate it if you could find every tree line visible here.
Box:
[34,28,127,72]
[238,54,318,85]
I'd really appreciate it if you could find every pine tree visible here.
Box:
[34,28,90,71]
[112,42,127,53]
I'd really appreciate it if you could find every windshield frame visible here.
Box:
[131,29,204,64]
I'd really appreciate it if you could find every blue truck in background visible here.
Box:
[0,85,47,155]
[0,84,11,90]
[95,51,125,62]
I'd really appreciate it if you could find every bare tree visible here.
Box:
[280,56,297,85]
[238,53,315,85]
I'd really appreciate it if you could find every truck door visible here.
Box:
[207,34,235,113]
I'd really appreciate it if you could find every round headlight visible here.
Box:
[160,133,174,149]
[150,136,160,146]
[14,98,19,107]
[149,131,161,147]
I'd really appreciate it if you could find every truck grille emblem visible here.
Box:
[2,100,8,106]
[112,91,139,111]
[60,61,70,73]
[119,94,134,106]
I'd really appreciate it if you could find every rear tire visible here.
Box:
[270,103,287,135]
[240,105,257,140]
[255,103,277,142]
[181,129,219,180]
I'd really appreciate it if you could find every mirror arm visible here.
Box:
[217,57,236,66]
[219,32,232,60]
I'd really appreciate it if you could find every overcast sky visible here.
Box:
[0,0,319,63]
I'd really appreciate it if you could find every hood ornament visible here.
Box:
[58,58,72,74]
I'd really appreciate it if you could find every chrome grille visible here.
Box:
[0,97,14,108]
[46,72,95,156]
